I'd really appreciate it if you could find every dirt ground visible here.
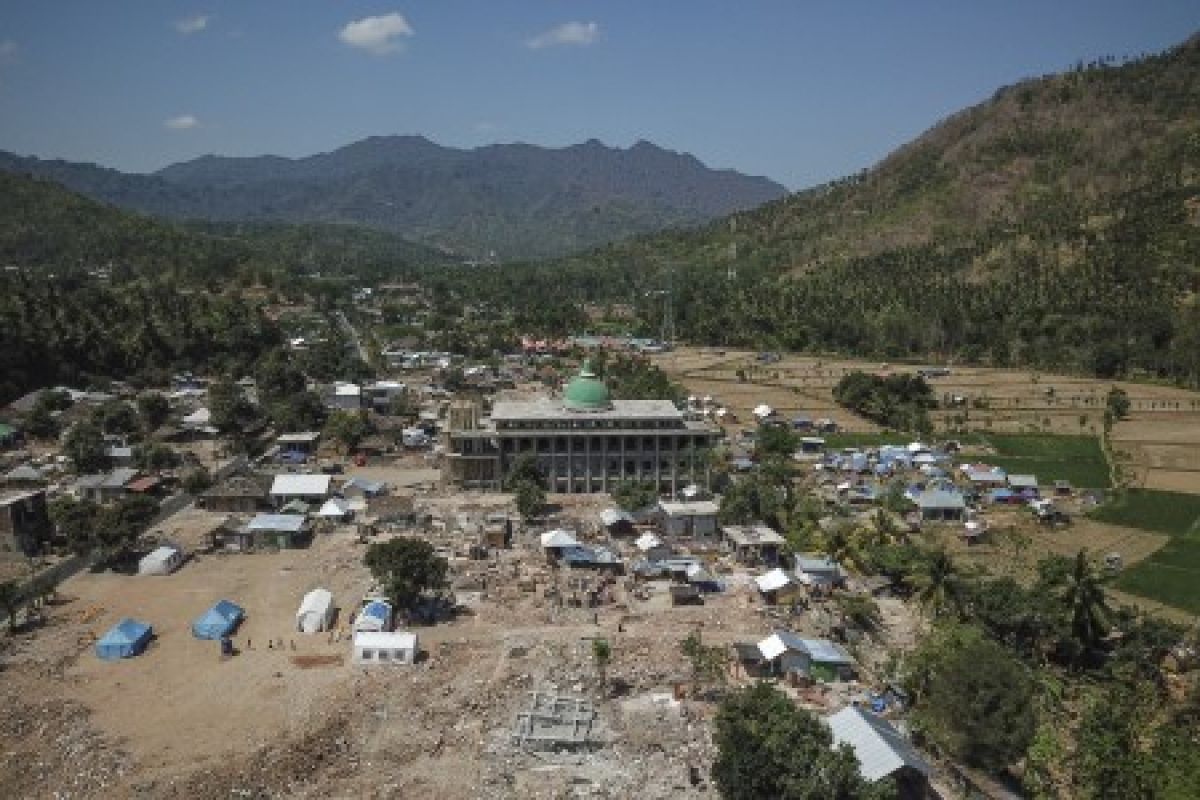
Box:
[0,485,925,799]
[655,348,1200,493]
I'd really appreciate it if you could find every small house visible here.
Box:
[0,488,52,557]
[723,523,786,566]
[192,599,244,640]
[245,513,311,549]
[657,500,720,538]
[1007,474,1039,495]
[757,631,855,682]
[138,545,184,576]
[270,474,333,508]
[964,466,1007,488]
[826,706,931,798]
[296,588,335,633]
[353,631,418,665]
[798,436,826,455]
[915,489,966,522]
[199,474,271,513]
[95,618,153,660]
[1053,480,1073,496]
[4,464,45,485]
[74,467,139,503]
[755,568,800,605]
[331,383,363,411]
[276,431,321,460]
[795,555,845,591]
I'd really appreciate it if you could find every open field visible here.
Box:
[1085,489,1200,615]
[978,434,1111,489]
[655,348,1200,493]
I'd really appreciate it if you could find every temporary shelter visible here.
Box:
[191,599,245,640]
[296,588,335,633]
[353,631,418,665]
[95,618,153,660]
[540,529,580,550]
[753,404,774,419]
[138,545,184,576]
[317,498,352,521]
[354,599,393,632]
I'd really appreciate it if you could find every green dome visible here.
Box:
[563,361,612,412]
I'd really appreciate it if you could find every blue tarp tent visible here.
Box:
[354,600,393,632]
[95,618,153,660]
[191,599,244,640]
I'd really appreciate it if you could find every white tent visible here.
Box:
[353,631,418,665]
[755,568,794,595]
[297,588,335,633]
[138,545,184,576]
[753,404,774,419]
[540,529,580,550]
[317,498,352,520]
[635,532,663,552]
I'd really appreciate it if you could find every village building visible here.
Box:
[269,474,333,508]
[198,474,271,513]
[657,499,720,538]
[722,523,786,566]
[73,467,139,503]
[915,488,967,522]
[442,362,720,494]
[826,706,932,798]
[276,432,321,460]
[0,488,53,557]
[795,554,845,591]
[352,631,418,665]
[756,631,856,682]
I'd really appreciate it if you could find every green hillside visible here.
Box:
[468,34,1200,386]
[0,171,448,282]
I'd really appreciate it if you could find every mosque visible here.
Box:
[443,362,721,494]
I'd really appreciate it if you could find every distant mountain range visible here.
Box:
[0,137,787,260]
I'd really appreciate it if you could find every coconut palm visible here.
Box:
[1060,549,1111,661]
[910,548,966,619]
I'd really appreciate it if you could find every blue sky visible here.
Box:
[0,2,1197,189]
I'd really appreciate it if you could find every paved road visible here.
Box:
[335,311,370,364]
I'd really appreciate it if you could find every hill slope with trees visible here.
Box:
[0,171,447,283]
[445,34,1200,385]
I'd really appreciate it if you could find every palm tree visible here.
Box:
[819,524,866,575]
[1060,549,1111,661]
[910,548,965,619]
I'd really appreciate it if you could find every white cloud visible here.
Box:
[175,15,209,35]
[526,21,600,50]
[164,114,199,131]
[339,13,414,56]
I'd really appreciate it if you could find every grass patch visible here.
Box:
[1090,489,1200,536]
[983,434,1105,460]
[1093,489,1200,614]
[978,434,1110,488]
[1115,547,1200,614]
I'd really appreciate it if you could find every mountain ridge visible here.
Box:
[0,137,787,260]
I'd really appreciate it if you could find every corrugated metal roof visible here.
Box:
[270,474,332,497]
[247,514,308,533]
[826,706,930,783]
